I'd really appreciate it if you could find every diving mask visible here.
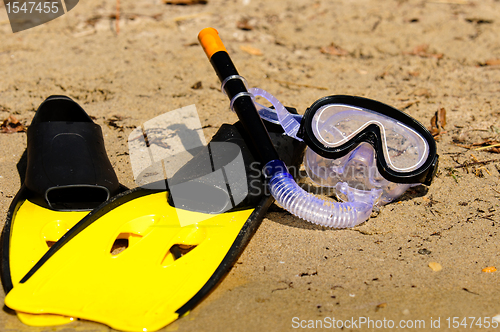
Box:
[251,88,438,186]
[247,86,438,227]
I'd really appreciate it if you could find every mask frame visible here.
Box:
[298,95,439,185]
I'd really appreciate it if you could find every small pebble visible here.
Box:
[402,309,410,315]
[428,262,442,272]
[482,266,497,273]
[376,303,387,308]
[418,248,432,255]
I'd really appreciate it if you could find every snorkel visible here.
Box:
[251,89,385,228]
[199,28,438,228]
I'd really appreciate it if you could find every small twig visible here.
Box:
[428,0,469,4]
[468,129,491,132]
[445,167,460,183]
[452,141,500,151]
[451,142,473,149]
[470,153,480,163]
[454,159,500,168]
[400,101,418,110]
[474,143,500,151]
[479,214,495,221]
[271,287,288,293]
[272,79,328,90]
[116,0,120,34]
[479,166,491,175]
[173,12,211,22]
[462,288,479,296]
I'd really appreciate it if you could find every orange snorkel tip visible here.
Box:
[198,27,228,59]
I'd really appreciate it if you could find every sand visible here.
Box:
[1,0,499,331]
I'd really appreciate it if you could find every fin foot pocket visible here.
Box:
[46,186,110,210]
[110,238,130,256]
[25,95,121,211]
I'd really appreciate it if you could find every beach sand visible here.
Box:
[0,0,499,330]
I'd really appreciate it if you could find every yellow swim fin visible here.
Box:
[5,119,305,331]
[1,96,126,326]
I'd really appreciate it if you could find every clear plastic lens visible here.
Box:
[311,104,429,172]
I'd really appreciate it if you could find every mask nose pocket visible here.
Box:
[342,143,377,189]
[304,143,378,190]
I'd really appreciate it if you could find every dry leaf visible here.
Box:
[191,81,203,90]
[404,44,443,59]
[1,115,26,133]
[427,0,469,3]
[320,43,349,56]
[471,140,500,153]
[485,59,500,66]
[163,0,207,5]
[429,108,446,137]
[482,266,497,273]
[452,139,500,153]
[240,45,263,56]
[490,147,500,153]
[428,262,442,272]
[237,18,253,31]
[106,115,125,130]
[412,88,432,97]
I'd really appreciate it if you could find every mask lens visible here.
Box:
[311,104,429,172]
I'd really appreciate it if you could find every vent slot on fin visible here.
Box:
[110,232,145,255]
[170,244,197,259]
[110,238,129,255]
[109,233,131,256]
[162,244,197,266]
